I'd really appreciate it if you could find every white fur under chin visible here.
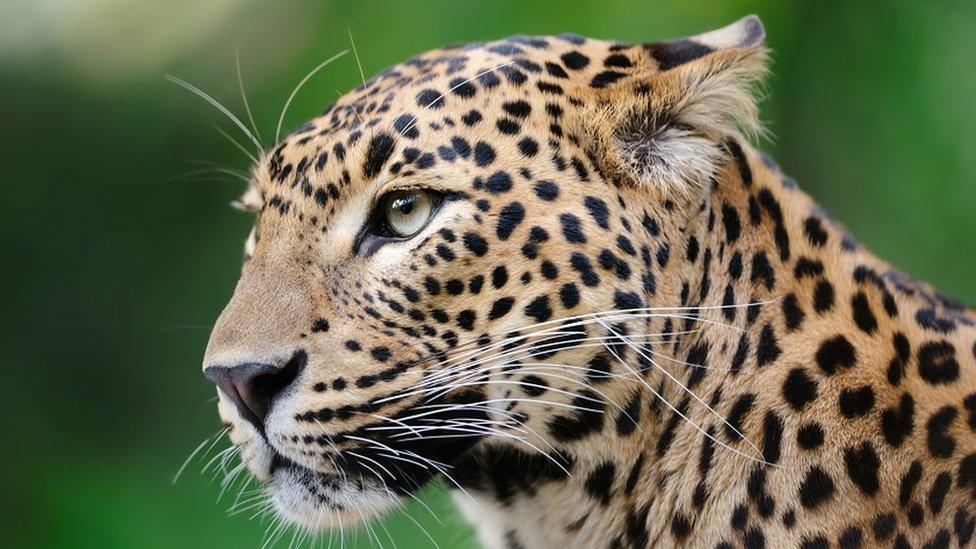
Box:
[268,466,399,530]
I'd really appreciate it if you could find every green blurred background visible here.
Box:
[3,0,974,547]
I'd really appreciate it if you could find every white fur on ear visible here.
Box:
[610,16,768,195]
[615,124,724,196]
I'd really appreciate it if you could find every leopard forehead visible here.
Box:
[248,34,668,226]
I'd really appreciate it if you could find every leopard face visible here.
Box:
[199,15,976,548]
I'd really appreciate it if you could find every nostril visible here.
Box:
[204,350,307,432]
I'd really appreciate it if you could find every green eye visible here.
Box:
[384,190,433,237]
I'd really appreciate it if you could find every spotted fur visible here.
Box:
[201,15,976,548]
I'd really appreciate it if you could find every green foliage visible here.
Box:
[2,0,973,546]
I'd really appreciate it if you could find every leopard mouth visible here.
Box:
[253,394,491,529]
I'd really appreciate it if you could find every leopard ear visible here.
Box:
[587,15,768,195]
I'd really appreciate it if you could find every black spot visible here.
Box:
[524,295,552,322]
[462,232,488,256]
[724,393,756,441]
[813,280,835,313]
[756,323,782,367]
[793,257,824,279]
[722,204,742,243]
[590,71,626,88]
[730,333,750,375]
[797,423,825,450]
[956,508,976,546]
[838,528,863,549]
[928,471,952,514]
[614,291,642,310]
[584,462,615,504]
[917,340,960,384]
[544,62,568,79]
[311,318,330,333]
[559,213,587,243]
[647,39,713,70]
[370,347,391,362]
[462,110,483,126]
[782,293,805,331]
[604,54,632,68]
[881,393,915,448]
[363,133,395,179]
[570,252,600,287]
[671,513,692,540]
[485,297,515,321]
[561,51,590,70]
[456,309,476,331]
[888,332,911,385]
[559,283,580,309]
[449,77,477,98]
[838,385,875,418]
[547,389,606,441]
[799,466,835,509]
[730,504,749,530]
[496,202,525,240]
[486,171,513,194]
[473,141,496,167]
[762,411,784,464]
[783,368,818,411]
[873,513,897,542]
[415,89,443,108]
[850,292,878,334]
[926,405,958,458]
[519,375,548,397]
[899,460,923,506]
[584,196,610,229]
[804,216,828,247]
[844,442,880,496]
[816,335,857,375]
[616,392,642,437]
[750,251,774,290]
[517,137,538,157]
[534,180,559,201]
[492,266,508,289]
[502,100,531,118]
[496,118,520,134]
[393,114,420,139]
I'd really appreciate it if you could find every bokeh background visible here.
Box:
[3,0,974,547]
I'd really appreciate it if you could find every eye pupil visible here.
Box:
[394,198,416,214]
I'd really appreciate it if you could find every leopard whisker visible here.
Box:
[600,318,763,457]
[274,50,349,143]
[214,124,259,166]
[173,426,228,483]
[165,73,263,152]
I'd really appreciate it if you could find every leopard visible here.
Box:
[199,15,976,548]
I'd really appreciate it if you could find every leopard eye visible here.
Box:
[383,190,433,238]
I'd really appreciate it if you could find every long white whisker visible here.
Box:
[235,49,263,144]
[275,50,349,143]
[165,73,262,151]
[600,318,762,457]
[214,124,259,166]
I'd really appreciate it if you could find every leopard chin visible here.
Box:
[265,458,399,530]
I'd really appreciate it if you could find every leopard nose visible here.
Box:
[204,350,307,432]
